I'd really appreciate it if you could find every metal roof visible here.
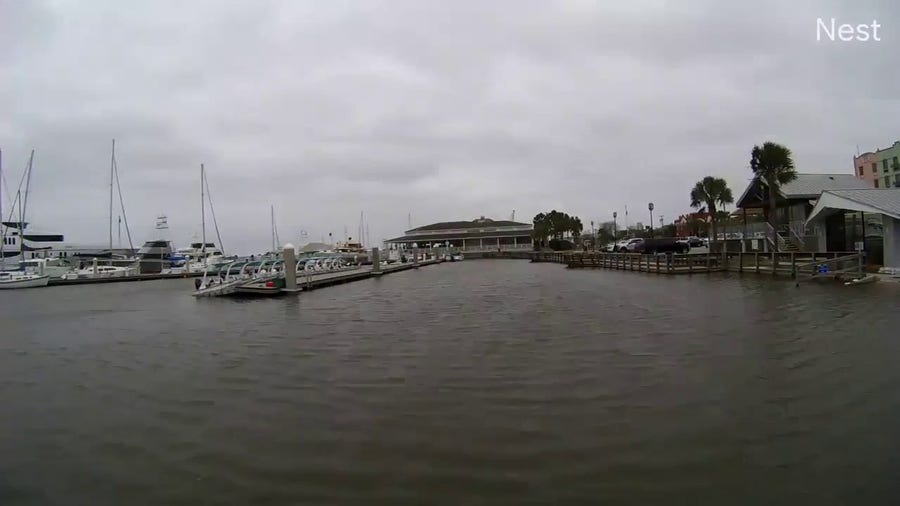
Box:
[806,188,900,223]
[779,174,871,198]
[736,173,872,208]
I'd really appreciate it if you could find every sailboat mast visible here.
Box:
[0,149,3,266]
[109,139,115,252]
[20,150,35,262]
[200,164,206,262]
[271,205,275,253]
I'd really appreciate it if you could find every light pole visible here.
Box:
[613,212,618,241]
[648,203,655,239]
[590,220,595,251]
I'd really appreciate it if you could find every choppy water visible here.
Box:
[1,260,899,505]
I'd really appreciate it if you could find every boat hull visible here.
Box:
[0,274,50,289]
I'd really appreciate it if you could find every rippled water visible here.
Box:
[2,260,899,505]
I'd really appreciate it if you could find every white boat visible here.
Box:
[0,271,49,289]
[451,253,464,262]
[20,257,75,279]
[62,263,138,280]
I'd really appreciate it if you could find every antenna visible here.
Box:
[408,212,411,230]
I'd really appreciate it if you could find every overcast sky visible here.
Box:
[2,0,898,253]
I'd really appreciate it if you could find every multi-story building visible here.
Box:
[854,141,900,188]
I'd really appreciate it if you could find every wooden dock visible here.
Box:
[222,259,444,296]
[533,251,865,280]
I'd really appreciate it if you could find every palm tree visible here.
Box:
[749,142,797,251]
[690,176,734,244]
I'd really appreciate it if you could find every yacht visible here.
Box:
[334,238,369,264]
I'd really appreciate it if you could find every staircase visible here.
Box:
[765,223,806,252]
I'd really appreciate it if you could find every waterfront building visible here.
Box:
[385,216,533,251]
[854,141,900,188]
[806,188,900,267]
[735,173,871,251]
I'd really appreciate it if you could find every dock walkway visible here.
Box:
[533,251,865,280]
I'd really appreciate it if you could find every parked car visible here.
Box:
[687,236,704,247]
[618,238,643,253]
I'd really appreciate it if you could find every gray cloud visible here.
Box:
[2,0,898,253]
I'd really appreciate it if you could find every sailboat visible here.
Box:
[0,149,50,289]
[163,164,230,274]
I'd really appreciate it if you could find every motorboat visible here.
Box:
[62,263,138,280]
[19,257,75,279]
[0,271,49,289]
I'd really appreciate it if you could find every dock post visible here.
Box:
[413,248,419,268]
[283,243,297,289]
[371,247,381,273]
[738,252,743,273]
[92,257,98,276]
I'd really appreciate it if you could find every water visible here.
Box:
[1,260,899,505]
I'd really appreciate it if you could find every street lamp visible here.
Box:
[613,212,618,240]
[648,203,655,238]
[590,220,595,251]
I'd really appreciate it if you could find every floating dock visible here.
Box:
[230,259,443,297]
[47,271,203,286]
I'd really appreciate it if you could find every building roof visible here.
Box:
[780,174,871,198]
[407,217,529,232]
[736,173,871,208]
[807,188,900,223]
[387,229,532,243]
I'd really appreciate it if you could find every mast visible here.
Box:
[271,205,275,253]
[0,149,3,267]
[203,168,225,256]
[109,139,115,252]
[200,163,206,264]
[19,150,35,263]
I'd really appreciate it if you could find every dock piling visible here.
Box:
[371,247,381,273]
[283,243,297,289]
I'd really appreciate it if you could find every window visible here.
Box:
[875,179,880,188]
[894,157,899,170]
[873,162,878,173]
[859,165,864,175]
[884,159,889,171]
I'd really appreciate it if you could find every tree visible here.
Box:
[690,176,734,244]
[750,142,797,251]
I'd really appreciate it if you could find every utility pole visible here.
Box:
[648,202,655,239]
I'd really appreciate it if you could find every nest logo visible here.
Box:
[816,18,881,42]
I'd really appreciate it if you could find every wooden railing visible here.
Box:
[532,250,865,279]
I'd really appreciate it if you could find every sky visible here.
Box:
[2,0,899,254]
